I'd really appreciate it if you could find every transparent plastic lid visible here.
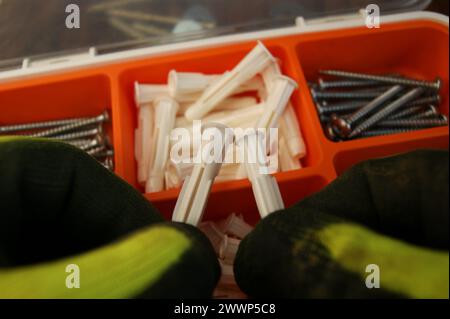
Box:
[0,0,432,68]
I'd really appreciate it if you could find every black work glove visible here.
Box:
[235,149,449,298]
[0,137,220,298]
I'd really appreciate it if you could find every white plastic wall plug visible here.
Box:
[145,96,179,192]
[185,41,275,120]
[172,123,234,225]
[237,132,285,219]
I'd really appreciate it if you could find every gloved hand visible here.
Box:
[0,137,220,298]
[235,149,449,298]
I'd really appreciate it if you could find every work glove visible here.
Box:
[0,137,220,298]
[235,149,449,298]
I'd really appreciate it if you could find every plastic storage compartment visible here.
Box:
[0,13,448,224]
[0,74,114,148]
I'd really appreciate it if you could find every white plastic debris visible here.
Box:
[172,123,234,225]
[238,132,285,219]
[219,235,241,264]
[218,261,237,287]
[185,41,275,120]
[217,212,253,239]
[145,96,179,192]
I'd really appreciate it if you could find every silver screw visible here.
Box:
[318,95,441,116]
[0,116,93,134]
[28,111,109,138]
[320,70,441,91]
[409,105,440,120]
[331,85,403,137]
[78,135,108,152]
[348,87,425,138]
[389,106,425,120]
[311,89,384,101]
[375,114,448,129]
[50,126,103,141]
[317,78,381,90]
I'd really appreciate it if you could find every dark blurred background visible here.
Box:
[0,0,448,62]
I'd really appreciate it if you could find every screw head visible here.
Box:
[324,123,342,142]
[330,114,352,138]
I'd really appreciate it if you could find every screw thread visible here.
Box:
[359,127,418,137]
[409,108,439,120]
[312,90,381,100]
[319,79,380,89]
[347,85,403,125]
[320,70,441,90]
[87,145,106,156]
[51,127,100,141]
[0,117,90,134]
[376,117,448,128]
[320,95,440,115]
[389,106,424,120]
[349,88,425,138]
[28,112,109,138]
[66,139,94,148]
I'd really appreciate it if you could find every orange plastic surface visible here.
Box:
[0,19,448,224]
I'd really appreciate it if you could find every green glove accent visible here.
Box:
[235,150,449,298]
[0,137,220,298]
[1,223,220,298]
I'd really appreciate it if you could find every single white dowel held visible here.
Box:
[172,123,234,226]
[255,75,298,130]
[146,96,179,192]
[279,103,306,159]
[136,104,155,184]
[185,41,275,120]
[238,132,284,219]
[134,82,169,106]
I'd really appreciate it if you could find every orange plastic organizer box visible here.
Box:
[0,19,448,224]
